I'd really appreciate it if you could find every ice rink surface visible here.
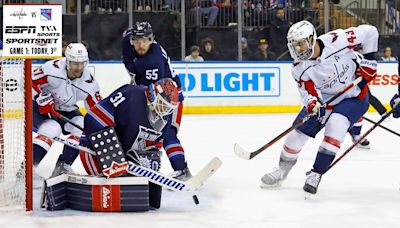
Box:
[1,113,400,228]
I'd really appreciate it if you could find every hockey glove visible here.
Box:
[36,92,55,115]
[390,94,400,118]
[307,97,325,121]
[356,58,377,90]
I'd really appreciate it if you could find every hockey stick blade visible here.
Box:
[186,157,222,190]
[234,143,252,160]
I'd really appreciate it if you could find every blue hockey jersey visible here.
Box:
[122,30,183,101]
[84,84,183,157]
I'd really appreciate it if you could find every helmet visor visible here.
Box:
[288,37,314,60]
[153,93,178,117]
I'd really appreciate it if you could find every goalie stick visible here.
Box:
[32,127,222,192]
[234,77,362,160]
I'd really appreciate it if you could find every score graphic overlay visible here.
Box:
[2,4,62,59]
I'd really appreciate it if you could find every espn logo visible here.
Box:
[5,26,36,34]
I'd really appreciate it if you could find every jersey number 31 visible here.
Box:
[110,92,126,107]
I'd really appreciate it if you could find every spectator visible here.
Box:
[81,40,98,60]
[243,0,268,26]
[191,0,219,26]
[380,46,397,61]
[241,37,250,60]
[269,0,287,9]
[62,40,68,57]
[201,37,221,60]
[185,45,204,61]
[270,8,289,59]
[250,38,277,60]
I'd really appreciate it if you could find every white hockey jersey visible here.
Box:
[32,58,101,112]
[292,25,379,107]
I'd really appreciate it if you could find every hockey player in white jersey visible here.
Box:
[261,21,378,194]
[32,43,101,176]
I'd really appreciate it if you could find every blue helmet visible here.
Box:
[131,21,153,39]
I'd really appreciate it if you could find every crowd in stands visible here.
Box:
[11,0,396,61]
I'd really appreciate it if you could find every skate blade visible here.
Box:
[260,181,282,189]
[304,192,313,200]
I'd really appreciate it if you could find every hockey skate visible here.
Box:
[169,167,192,181]
[351,135,371,149]
[51,161,73,177]
[260,158,296,188]
[303,170,322,197]
[260,168,288,188]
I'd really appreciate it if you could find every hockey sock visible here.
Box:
[165,140,186,170]
[33,144,48,166]
[348,118,362,136]
[59,135,80,165]
[33,135,53,166]
[312,151,335,174]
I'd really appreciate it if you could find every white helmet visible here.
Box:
[64,43,89,70]
[287,20,317,61]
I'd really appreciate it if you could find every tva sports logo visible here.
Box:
[174,64,281,98]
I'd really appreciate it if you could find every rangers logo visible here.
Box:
[40,8,52,21]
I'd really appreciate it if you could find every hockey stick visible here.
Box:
[32,128,222,192]
[51,110,84,132]
[234,77,363,160]
[326,109,394,172]
[363,116,400,138]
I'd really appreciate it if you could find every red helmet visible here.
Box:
[148,78,179,120]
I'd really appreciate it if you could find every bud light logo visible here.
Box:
[174,63,280,98]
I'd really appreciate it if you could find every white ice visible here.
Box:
[1,113,400,228]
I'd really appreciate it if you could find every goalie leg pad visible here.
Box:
[88,127,128,178]
[46,174,150,212]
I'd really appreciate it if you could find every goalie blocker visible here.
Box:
[45,174,150,212]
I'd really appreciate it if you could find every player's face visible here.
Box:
[292,38,309,55]
[132,37,152,56]
[68,61,86,79]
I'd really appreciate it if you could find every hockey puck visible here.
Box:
[192,195,199,205]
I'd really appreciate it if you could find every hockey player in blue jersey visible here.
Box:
[121,21,191,181]
[80,78,180,208]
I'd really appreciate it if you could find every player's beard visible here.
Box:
[136,48,149,56]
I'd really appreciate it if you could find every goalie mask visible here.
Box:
[65,43,89,77]
[146,78,179,128]
[287,20,317,61]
